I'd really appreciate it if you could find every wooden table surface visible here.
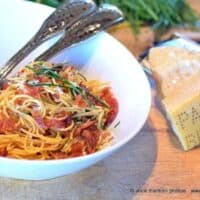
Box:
[1,1,200,200]
[1,78,200,200]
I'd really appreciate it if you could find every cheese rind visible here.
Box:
[145,46,200,150]
[163,92,200,150]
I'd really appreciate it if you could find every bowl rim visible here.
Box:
[0,0,151,165]
[0,32,151,165]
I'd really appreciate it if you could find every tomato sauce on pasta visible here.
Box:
[0,61,118,160]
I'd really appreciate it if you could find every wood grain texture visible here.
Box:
[134,85,200,200]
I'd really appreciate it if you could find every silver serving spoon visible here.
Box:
[0,0,97,78]
[36,4,124,61]
[0,3,124,88]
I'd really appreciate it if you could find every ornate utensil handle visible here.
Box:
[0,0,96,78]
[36,4,124,61]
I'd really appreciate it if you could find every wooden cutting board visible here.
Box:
[133,1,200,199]
[133,88,200,200]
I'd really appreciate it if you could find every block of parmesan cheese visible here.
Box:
[145,46,200,150]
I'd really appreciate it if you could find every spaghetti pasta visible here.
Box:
[0,61,118,160]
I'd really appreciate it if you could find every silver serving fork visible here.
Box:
[36,4,124,61]
[0,3,124,88]
[0,0,96,78]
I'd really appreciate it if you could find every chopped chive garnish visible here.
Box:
[25,63,109,108]
[26,82,59,87]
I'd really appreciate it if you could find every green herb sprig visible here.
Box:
[28,0,198,32]
[25,64,110,108]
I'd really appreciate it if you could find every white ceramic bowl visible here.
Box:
[0,0,151,180]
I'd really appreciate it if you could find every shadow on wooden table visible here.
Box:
[0,122,157,200]
[149,76,183,151]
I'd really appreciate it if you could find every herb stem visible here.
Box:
[25,64,109,108]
